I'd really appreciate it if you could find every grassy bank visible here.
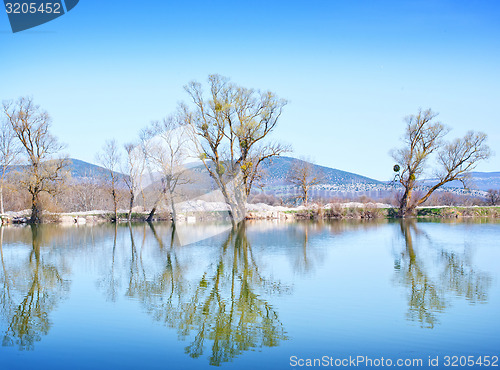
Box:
[287,205,500,220]
[414,206,500,218]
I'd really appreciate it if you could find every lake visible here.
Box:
[1,220,499,369]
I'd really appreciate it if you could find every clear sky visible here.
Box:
[1,0,499,180]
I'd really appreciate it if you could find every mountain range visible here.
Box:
[421,172,500,191]
[14,157,499,192]
[257,156,382,186]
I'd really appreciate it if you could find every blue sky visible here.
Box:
[1,0,499,180]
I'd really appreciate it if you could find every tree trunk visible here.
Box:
[146,206,157,222]
[217,177,237,226]
[112,189,118,222]
[398,186,414,218]
[226,195,246,227]
[166,180,177,225]
[127,191,134,222]
[30,192,41,223]
[224,174,247,226]
[141,188,146,212]
[0,185,4,214]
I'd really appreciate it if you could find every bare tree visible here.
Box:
[97,140,121,221]
[183,74,288,224]
[138,127,163,221]
[71,174,106,212]
[392,108,491,217]
[77,171,106,211]
[0,118,21,214]
[2,97,68,223]
[123,142,145,222]
[137,128,151,211]
[145,115,191,223]
[287,158,324,206]
[486,189,499,206]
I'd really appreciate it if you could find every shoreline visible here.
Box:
[1,204,499,225]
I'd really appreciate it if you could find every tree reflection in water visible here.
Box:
[1,225,70,350]
[394,220,491,328]
[121,221,289,366]
[290,222,322,274]
[97,223,121,302]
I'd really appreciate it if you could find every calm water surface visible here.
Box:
[0,220,499,369]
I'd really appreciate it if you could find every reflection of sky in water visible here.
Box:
[0,220,499,369]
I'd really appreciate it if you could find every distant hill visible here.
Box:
[258,156,381,186]
[9,157,497,194]
[69,156,383,188]
[67,158,112,178]
[6,158,122,180]
[422,172,500,191]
